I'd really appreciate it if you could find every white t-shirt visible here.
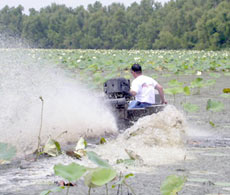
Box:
[131,75,158,104]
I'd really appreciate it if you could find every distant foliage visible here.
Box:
[0,0,230,49]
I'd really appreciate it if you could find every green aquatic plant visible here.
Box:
[164,87,184,104]
[220,93,230,98]
[85,151,117,195]
[182,86,191,103]
[73,137,87,158]
[53,163,87,195]
[42,49,230,77]
[205,79,216,87]
[42,151,118,195]
[40,131,67,157]
[190,78,216,95]
[190,77,204,94]
[84,167,117,194]
[40,186,65,195]
[100,137,107,144]
[209,121,215,127]
[167,79,183,87]
[206,99,224,127]
[160,175,187,195]
[112,173,136,195]
[223,88,230,93]
[36,96,44,160]
[206,99,224,112]
[0,142,16,164]
[162,73,172,78]
[54,163,87,182]
[84,152,117,195]
[116,158,135,166]
[183,86,191,96]
[209,72,221,78]
[42,137,62,157]
[182,102,199,113]
[86,151,111,168]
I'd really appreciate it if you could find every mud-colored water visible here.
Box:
[0,49,230,195]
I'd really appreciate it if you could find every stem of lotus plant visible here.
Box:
[116,184,120,195]
[173,94,176,105]
[88,187,91,195]
[54,130,68,140]
[66,185,70,195]
[197,87,200,95]
[105,184,108,195]
[117,172,122,195]
[123,181,136,195]
[36,96,44,161]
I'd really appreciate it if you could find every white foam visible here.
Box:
[90,105,188,172]
[0,49,117,156]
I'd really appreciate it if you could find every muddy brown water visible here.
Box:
[1,71,230,195]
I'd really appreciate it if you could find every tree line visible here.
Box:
[0,0,230,50]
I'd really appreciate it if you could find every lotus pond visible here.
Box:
[45,49,230,131]
[0,49,230,195]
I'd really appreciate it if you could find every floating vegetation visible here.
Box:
[206,99,224,112]
[182,103,199,113]
[223,88,230,93]
[160,175,186,195]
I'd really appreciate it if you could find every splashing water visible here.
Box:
[0,48,117,156]
[91,105,188,171]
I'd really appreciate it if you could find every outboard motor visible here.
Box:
[104,77,131,99]
[104,78,133,129]
[104,78,165,130]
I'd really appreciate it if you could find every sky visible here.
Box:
[0,0,170,14]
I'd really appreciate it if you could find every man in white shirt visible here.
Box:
[129,63,167,108]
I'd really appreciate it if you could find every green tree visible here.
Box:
[0,5,24,36]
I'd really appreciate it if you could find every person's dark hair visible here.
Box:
[131,63,142,73]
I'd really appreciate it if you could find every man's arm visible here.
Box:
[155,84,167,104]
[129,90,137,97]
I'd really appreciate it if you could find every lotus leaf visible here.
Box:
[43,138,61,157]
[205,79,216,87]
[40,186,65,195]
[168,79,183,87]
[112,173,134,188]
[87,151,111,168]
[164,87,184,95]
[220,94,230,98]
[54,163,87,182]
[206,99,224,112]
[84,167,117,187]
[183,103,199,113]
[209,73,221,78]
[160,175,186,195]
[75,137,87,151]
[183,86,191,95]
[190,77,204,88]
